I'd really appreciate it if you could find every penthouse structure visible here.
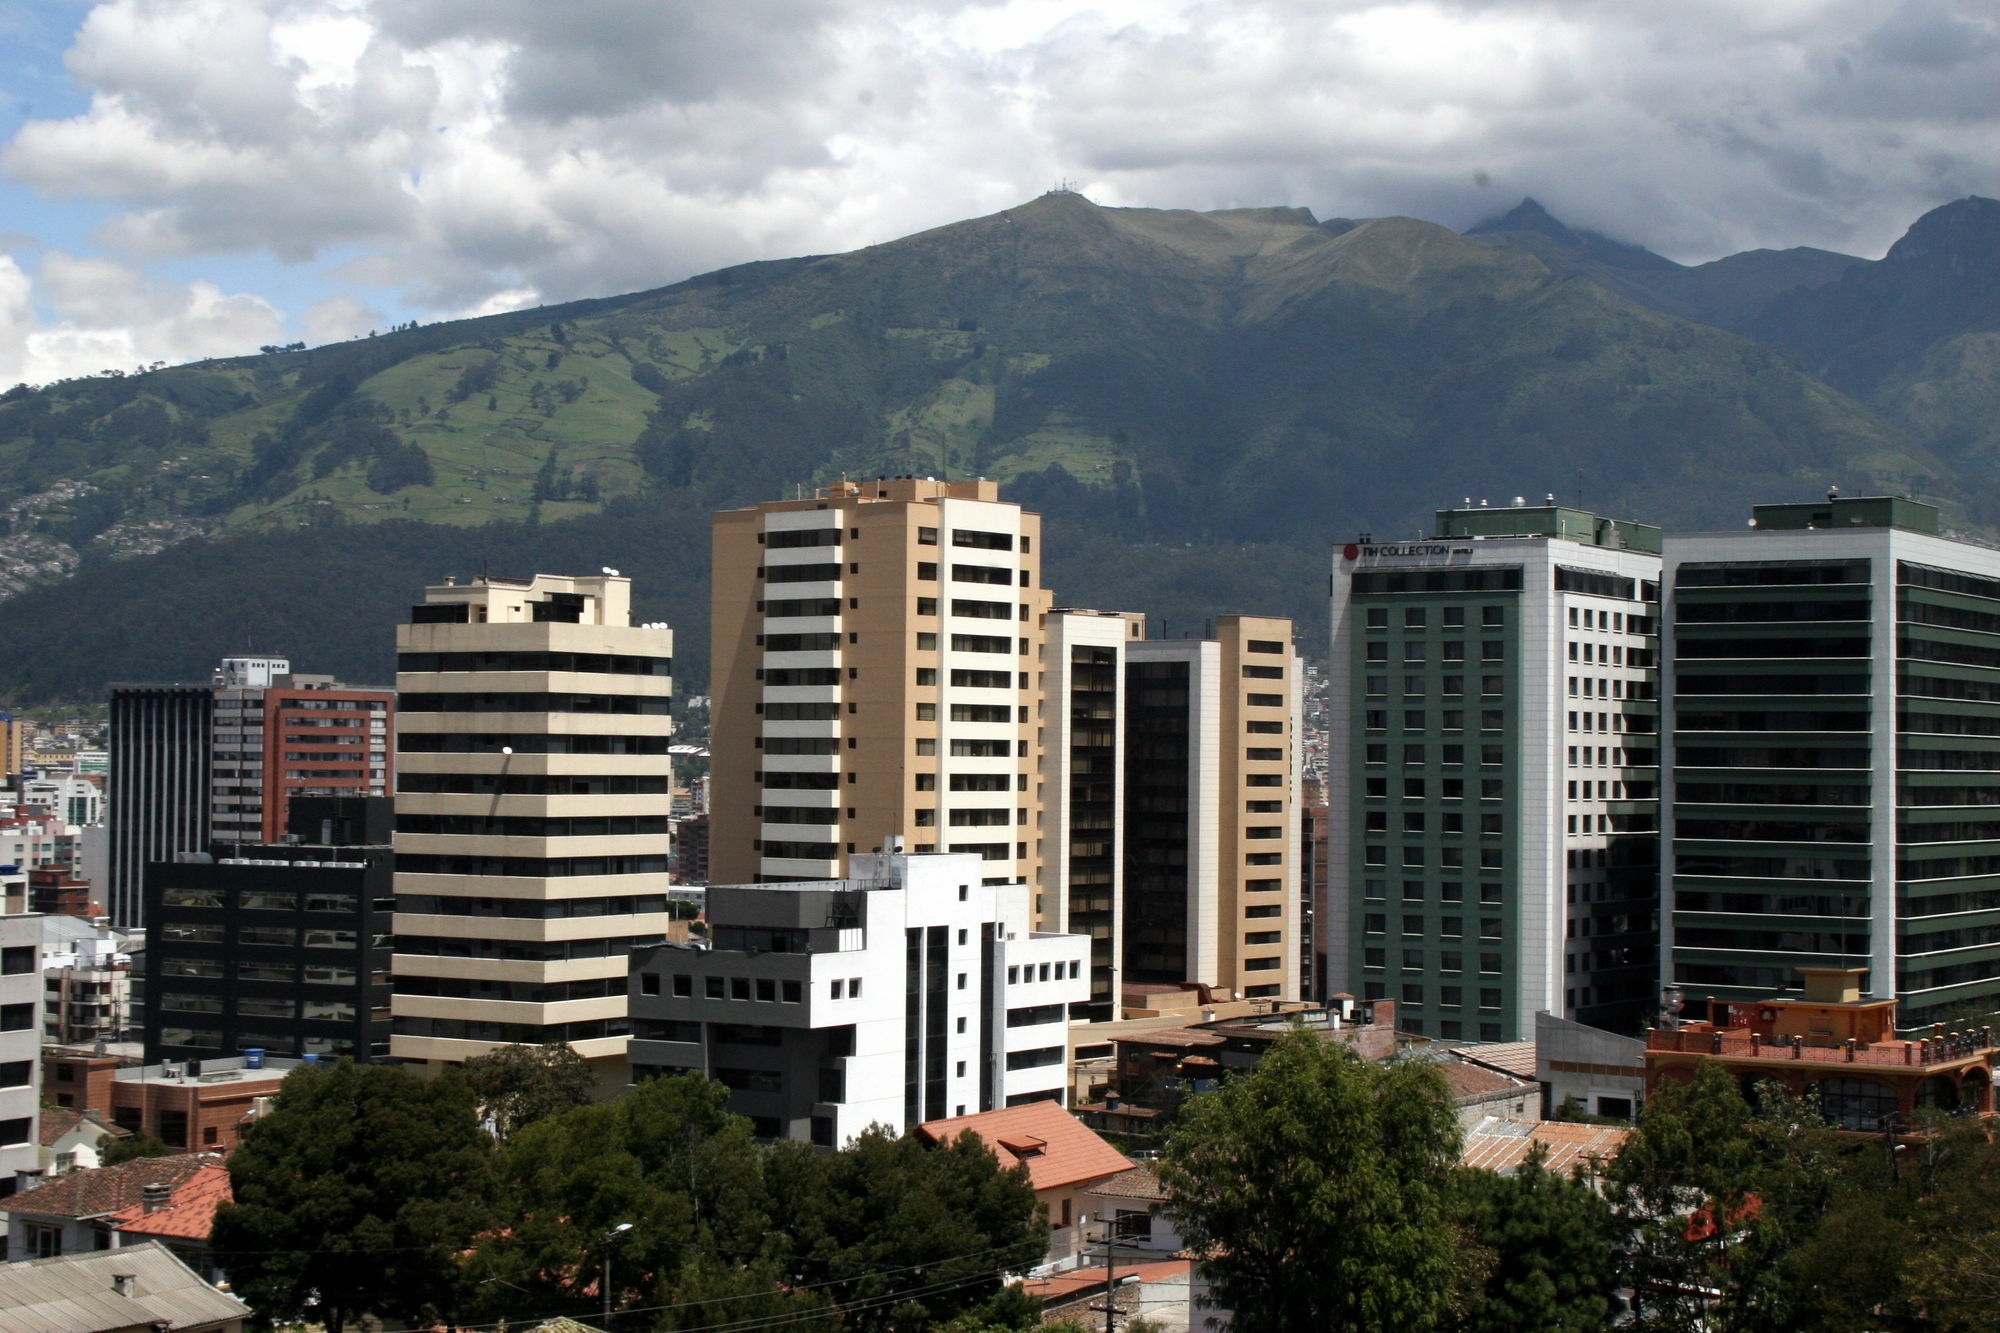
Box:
[1327,503,1663,1041]
[389,573,675,1080]
[711,478,1050,889]
[1663,496,2000,1032]
[627,849,1088,1145]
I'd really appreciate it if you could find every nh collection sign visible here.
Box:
[1342,543,1476,560]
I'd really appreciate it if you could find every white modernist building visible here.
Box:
[627,849,1088,1146]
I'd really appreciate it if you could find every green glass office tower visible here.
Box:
[1326,504,1663,1041]
[1665,496,2000,1032]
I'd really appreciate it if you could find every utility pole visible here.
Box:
[1101,1219,1118,1333]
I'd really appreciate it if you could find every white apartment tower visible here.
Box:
[390,573,675,1082]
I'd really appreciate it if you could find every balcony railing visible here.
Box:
[1647,1026,1997,1068]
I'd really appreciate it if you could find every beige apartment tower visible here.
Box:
[389,573,675,1081]
[1124,616,1304,1001]
[712,478,1051,890]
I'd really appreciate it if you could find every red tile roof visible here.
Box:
[1023,1258,1190,1301]
[1438,1059,1533,1103]
[108,1162,233,1241]
[2,1154,220,1221]
[37,1105,127,1148]
[917,1101,1135,1193]
[1088,1162,1168,1202]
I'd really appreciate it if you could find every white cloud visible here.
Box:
[301,293,382,343]
[2,0,2000,382]
[1,252,282,386]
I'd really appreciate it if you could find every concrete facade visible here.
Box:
[627,850,1088,1145]
[710,479,1051,892]
[390,573,676,1079]
[1327,505,1664,1041]
[0,912,43,1219]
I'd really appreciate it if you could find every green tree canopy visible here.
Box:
[1157,1034,1469,1333]
[98,1130,174,1166]
[461,1040,597,1142]
[209,1061,495,1333]
[1453,1146,1620,1333]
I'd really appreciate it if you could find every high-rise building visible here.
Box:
[1123,616,1304,1002]
[711,478,1050,889]
[626,849,1088,1145]
[0,714,25,783]
[107,685,213,927]
[145,796,395,1064]
[210,664,393,849]
[1326,505,1663,1041]
[0,912,43,1197]
[1044,610,1143,1018]
[389,573,675,1080]
[1662,495,2000,1033]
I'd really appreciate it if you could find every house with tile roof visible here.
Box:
[40,1104,129,1177]
[916,1100,1137,1269]
[0,1240,249,1333]
[2,1152,230,1276]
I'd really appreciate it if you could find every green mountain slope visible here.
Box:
[0,191,1959,703]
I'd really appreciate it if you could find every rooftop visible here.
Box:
[108,1162,233,1241]
[0,1240,250,1333]
[39,1106,128,1148]
[917,1101,1134,1193]
[4,1154,222,1221]
[1088,1162,1168,1202]
[1459,1118,1629,1177]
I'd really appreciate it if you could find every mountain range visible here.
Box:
[4,190,2000,704]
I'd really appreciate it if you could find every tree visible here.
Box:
[461,1041,596,1142]
[209,1061,495,1333]
[768,1127,1048,1331]
[1605,1065,1838,1333]
[1453,1147,1620,1333]
[1157,1033,1470,1333]
[99,1131,174,1165]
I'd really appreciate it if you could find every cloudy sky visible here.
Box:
[0,0,1995,385]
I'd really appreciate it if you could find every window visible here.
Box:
[1483,607,1505,626]
[0,947,33,975]
[1366,607,1389,627]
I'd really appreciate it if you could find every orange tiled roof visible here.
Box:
[917,1101,1135,1193]
[1438,1059,1532,1103]
[2,1154,220,1221]
[1023,1258,1190,1301]
[108,1162,233,1241]
[37,1105,127,1148]
[1459,1118,1629,1176]
[1089,1162,1168,1202]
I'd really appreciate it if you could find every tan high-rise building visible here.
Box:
[1124,616,1303,1002]
[712,478,1051,890]
[389,573,675,1081]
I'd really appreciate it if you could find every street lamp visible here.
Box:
[601,1222,634,1330]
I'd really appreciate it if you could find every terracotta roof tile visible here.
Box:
[1089,1162,1168,1202]
[38,1105,126,1148]
[108,1163,233,1241]
[1459,1118,1629,1177]
[1023,1258,1190,1301]
[2,1154,220,1221]
[1437,1059,1533,1102]
[917,1102,1134,1193]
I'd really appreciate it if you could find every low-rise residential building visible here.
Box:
[1,1154,230,1274]
[628,849,1089,1145]
[0,1240,250,1332]
[43,1055,299,1156]
[1644,967,1998,1129]
[916,1100,1136,1266]
[39,1106,127,1177]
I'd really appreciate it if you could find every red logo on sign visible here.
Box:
[1343,544,1361,560]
